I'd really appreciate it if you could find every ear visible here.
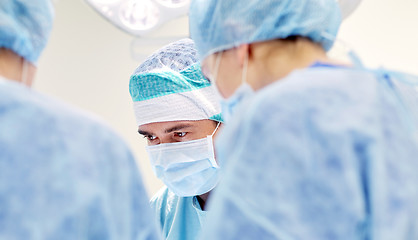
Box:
[235,44,251,68]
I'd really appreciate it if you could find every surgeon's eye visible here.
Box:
[144,135,157,141]
[174,132,187,138]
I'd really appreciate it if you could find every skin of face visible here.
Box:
[138,119,221,209]
[138,119,220,146]
[201,49,245,99]
[0,48,36,86]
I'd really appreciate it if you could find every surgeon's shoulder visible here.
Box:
[150,187,180,226]
[150,187,169,207]
[150,187,178,214]
[3,79,122,138]
[249,67,376,118]
[262,67,375,96]
[0,79,134,161]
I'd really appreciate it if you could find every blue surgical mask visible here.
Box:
[212,52,254,122]
[146,124,220,197]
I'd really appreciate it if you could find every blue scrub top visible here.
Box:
[0,77,161,240]
[201,67,418,239]
[151,187,207,240]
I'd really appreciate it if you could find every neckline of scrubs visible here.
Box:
[192,196,208,227]
[192,196,206,212]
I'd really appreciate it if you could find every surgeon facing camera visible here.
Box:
[129,39,223,240]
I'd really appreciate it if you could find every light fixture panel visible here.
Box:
[85,0,190,36]
[337,0,362,19]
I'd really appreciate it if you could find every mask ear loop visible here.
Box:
[208,121,221,168]
[212,51,223,84]
[21,60,29,86]
[211,122,221,137]
[242,52,249,84]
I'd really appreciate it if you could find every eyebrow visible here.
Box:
[164,124,193,134]
[138,130,152,136]
[137,124,194,136]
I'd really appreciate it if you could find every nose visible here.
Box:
[158,136,175,145]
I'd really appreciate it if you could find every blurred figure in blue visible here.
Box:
[189,0,418,239]
[129,39,223,240]
[0,1,161,239]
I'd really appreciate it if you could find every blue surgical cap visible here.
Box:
[189,0,342,60]
[0,0,54,64]
[133,38,198,74]
[129,39,223,126]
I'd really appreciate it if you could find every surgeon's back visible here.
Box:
[0,78,161,240]
[203,67,418,240]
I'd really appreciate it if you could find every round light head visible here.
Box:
[85,0,190,36]
[119,0,160,30]
[337,0,362,19]
[91,0,120,4]
[156,0,189,8]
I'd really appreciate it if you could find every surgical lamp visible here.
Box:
[85,0,362,37]
[85,0,190,36]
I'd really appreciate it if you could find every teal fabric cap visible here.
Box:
[129,41,223,126]
[130,63,211,102]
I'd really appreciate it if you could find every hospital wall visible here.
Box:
[35,0,418,197]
